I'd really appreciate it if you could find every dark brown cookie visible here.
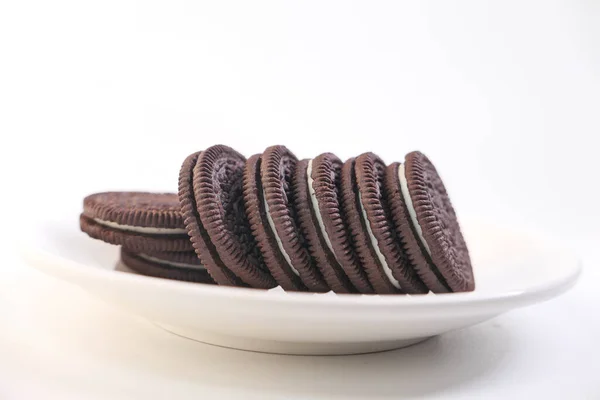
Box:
[340,158,398,294]
[83,192,185,228]
[80,192,193,252]
[140,250,203,266]
[179,151,241,286]
[354,153,428,295]
[308,153,374,294]
[255,145,330,292]
[292,155,371,293]
[120,248,215,284]
[243,154,309,291]
[178,146,277,289]
[293,158,355,293]
[398,151,475,292]
[384,162,451,293]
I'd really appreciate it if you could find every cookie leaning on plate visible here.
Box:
[384,151,475,293]
[340,157,396,294]
[80,192,194,252]
[243,153,308,291]
[243,146,329,292]
[293,154,376,293]
[354,152,428,295]
[178,145,277,289]
[305,153,375,294]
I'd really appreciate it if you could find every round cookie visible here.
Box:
[178,146,276,289]
[308,153,375,294]
[253,145,330,292]
[292,158,355,293]
[384,162,450,293]
[293,154,374,293]
[179,151,242,287]
[120,249,214,283]
[339,157,398,294]
[243,154,310,291]
[80,192,194,252]
[391,151,474,292]
[354,152,428,295]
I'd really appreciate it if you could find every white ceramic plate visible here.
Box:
[21,215,581,356]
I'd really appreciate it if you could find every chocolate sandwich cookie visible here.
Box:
[339,155,426,295]
[293,154,373,293]
[120,249,214,283]
[243,146,329,292]
[243,154,308,291]
[80,192,194,252]
[354,153,428,295]
[178,146,277,289]
[384,152,474,292]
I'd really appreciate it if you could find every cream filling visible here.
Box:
[358,192,402,289]
[93,218,188,235]
[398,164,432,255]
[263,190,300,276]
[307,160,341,264]
[138,253,206,270]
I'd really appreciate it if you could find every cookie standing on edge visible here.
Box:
[385,151,475,293]
[354,152,428,295]
[293,154,374,293]
[178,146,277,289]
[293,158,355,293]
[120,249,215,284]
[80,192,194,253]
[244,145,329,292]
[340,158,397,294]
[243,154,308,291]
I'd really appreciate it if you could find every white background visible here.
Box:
[0,1,599,398]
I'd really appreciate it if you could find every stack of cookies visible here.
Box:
[80,144,475,295]
[79,192,215,284]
